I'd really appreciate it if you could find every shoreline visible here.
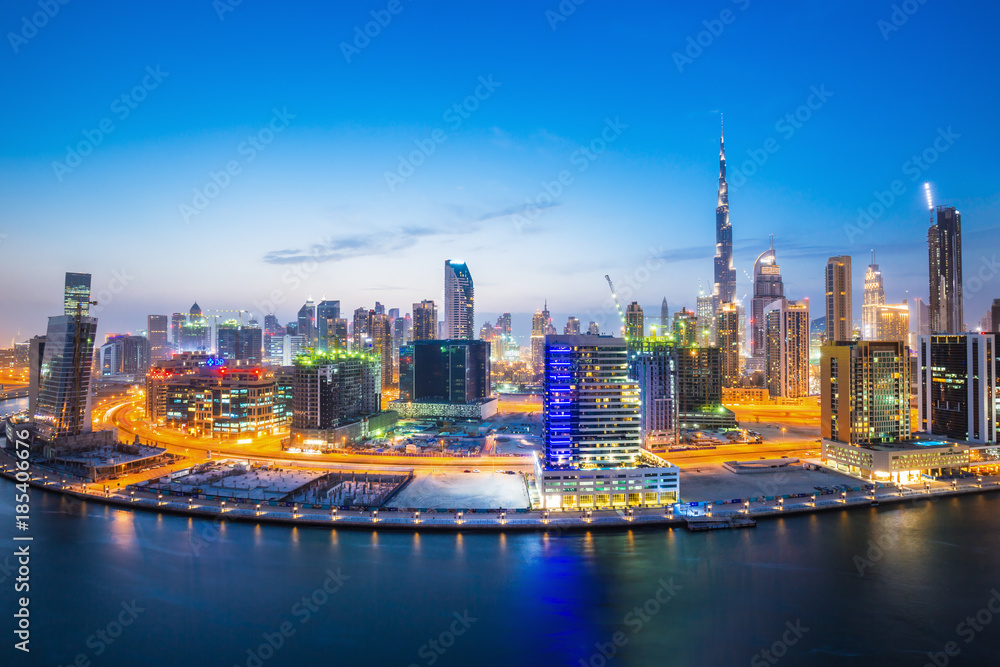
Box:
[4,465,999,534]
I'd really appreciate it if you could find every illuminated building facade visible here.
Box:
[764,298,810,398]
[751,239,784,358]
[862,258,885,340]
[147,315,170,361]
[625,302,644,340]
[716,302,740,388]
[412,300,437,341]
[928,205,963,333]
[875,303,909,346]
[99,334,151,379]
[917,334,997,444]
[825,256,853,343]
[393,340,494,418]
[444,260,475,339]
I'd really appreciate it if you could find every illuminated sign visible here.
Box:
[205,356,225,367]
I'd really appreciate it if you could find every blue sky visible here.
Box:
[1,0,997,344]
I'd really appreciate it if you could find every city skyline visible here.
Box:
[2,2,998,344]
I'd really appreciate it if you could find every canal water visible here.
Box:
[1,478,999,666]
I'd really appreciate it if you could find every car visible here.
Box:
[473,469,481,473]
[463,469,471,473]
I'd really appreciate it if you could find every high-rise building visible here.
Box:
[291,350,382,438]
[34,274,98,441]
[716,302,740,388]
[536,335,679,509]
[764,299,810,398]
[316,300,341,350]
[63,272,92,317]
[216,321,262,365]
[625,301,644,340]
[821,341,911,446]
[281,334,309,366]
[412,300,437,341]
[397,339,490,405]
[564,317,581,335]
[531,307,547,376]
[180,303,209,352]
[713,117,735,315]
[444,260,475,339]
[825,256,853,343]
[170,312,184,351]
[660,298,669,331]
[696,294,714,345]
[910,298,930,351]
[369,312,393,389]
[751,238,784,359]
[928,205,964,333]
[628,338,677,441]
[497,312,512,336]
[99,334,151,378]
[352,307,371,350]
[917,334,997,444]
[672,308,698,347]
[991,299,1000,334]
[875,303,909,346]
[297,300,316,346]
[587,321,600,335]
[862,256,885,340]
[147,314,170,361]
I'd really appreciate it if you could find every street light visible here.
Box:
[778,497,784,511]
[841,491,847,504]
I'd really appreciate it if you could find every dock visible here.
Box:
[685,516,757,532]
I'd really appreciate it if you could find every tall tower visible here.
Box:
[411,300,437,341]
[928,205,963,333]
[716,302,741,388]
[713,116,736,314]
[862,252,885,340]
[660,298,669,331]
[625,302,644,340]
[750,236,784,358]
[825,256,853,342]
[444,260,475,339]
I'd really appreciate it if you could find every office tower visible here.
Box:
[27,335,46,420]
[99,334,151,378]
[660,298,669,331]
[928,206,963,333]
[672,308,698,347]
[394,315,409,349]
[397,340,490,404]
[291,351,382,430]
[821,341,911,446]
[444,260,475,339]
[352,307,371,350]
[716,302,740,388]
[628,339,677,440]
[216,320,240,359]
[917,334,997,443]
[411,300,437,341]
[63,272,92,317]
[170,312,184,351]
[825,256,853,342]
[531,308,547,375]
[370,312,393,389]
[180,303,209,351]
[713,117,736,315]
[587,321,600,335]
[909,297,930,351]
[281,334,309,366]
[991,299,1000,333]
[543,335,641,469]
[564,317,580,335]
[696,294,714,345]
[751,238,784,358]
[238,325,263,366]
[875,303,909,345]
[316,300,341,350]
[674,345,726,419]
[862,255,885,340]
[479,321,494,342]
[285,322,298,336]
[147,315,170,361]
[497,312,512,336]
[625,301,644,340]
[34,275,98,441]
[764,299,810,398]
[297,300,316,345]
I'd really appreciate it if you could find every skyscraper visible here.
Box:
[411,300,437,341]
[992,299,1000,334]
[660,298,669,332]
[716,302,741,388]
[530,308,547,376]
[170,312,184,351]
[63,272,92,317]
[713,117,736,315]
[917,334,997,444]
[862,255,885,340]
[875,303,909,345]
[764,298,810,398]
[563,317,581,335]
[751,239,784,359]
[672,308,698,347]
[928,205,963,333]
[625,301,644,340]
[316,300,341,350]
[696,294,714,345]
[444,260,474,339]
[297,300,316,346]
[825,256,853,342]
[370,312,394,389]
[147,314,170,361]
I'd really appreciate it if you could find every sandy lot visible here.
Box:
[387,471,529,509]
[679,462,865,503]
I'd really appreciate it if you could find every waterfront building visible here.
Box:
[825,256,853,342]
[928,205,963,333]
[917,334,997,444]
[444,260,475,339]
[535,335,679,509]
[764,299,810,398]
[392,339,495,418]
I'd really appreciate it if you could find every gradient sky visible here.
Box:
[1,0,997,345]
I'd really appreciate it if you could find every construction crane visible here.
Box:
[605,274,628,339]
